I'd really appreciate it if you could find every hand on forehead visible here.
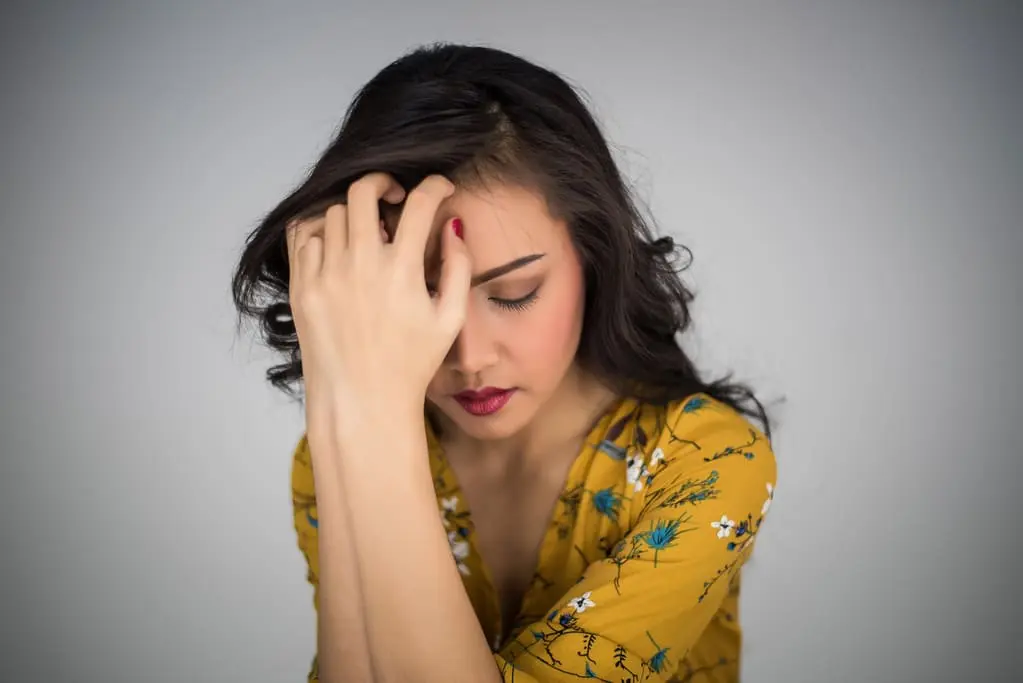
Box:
[421,184,560,281]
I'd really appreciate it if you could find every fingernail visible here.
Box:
[452,217,463,239]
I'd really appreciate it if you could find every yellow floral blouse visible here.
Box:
[291,393,777,682]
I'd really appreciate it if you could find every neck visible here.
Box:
[442,366,620,472]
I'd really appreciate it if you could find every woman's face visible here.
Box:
[423,182,586,441]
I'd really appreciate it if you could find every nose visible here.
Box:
[447,300,498,377]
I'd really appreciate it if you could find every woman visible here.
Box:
[232,43,777,683]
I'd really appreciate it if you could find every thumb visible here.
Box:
[434,217,471,335]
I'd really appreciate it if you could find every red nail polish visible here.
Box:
[452,218,463,239]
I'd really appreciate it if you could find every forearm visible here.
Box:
[307,426,377,683]
[332,405,501,683]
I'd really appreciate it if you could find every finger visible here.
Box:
[296,231,324,290]
[434,217,472,334]
[345,172,406,255]
[287,217,318,286]
[321,203,347,268]
[285,219,299,275]
[393,175,455,266]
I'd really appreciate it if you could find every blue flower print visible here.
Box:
[591,487,623,522]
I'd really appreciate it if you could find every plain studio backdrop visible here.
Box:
[1,2,1020,682]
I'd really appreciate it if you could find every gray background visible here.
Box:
[1,1,1021,682]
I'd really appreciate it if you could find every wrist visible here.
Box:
[329,394,425,450]
[337,394,423,430]
[305,374,423,430]
[331,401,435,500]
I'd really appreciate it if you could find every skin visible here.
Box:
[287,174,616,682]
[423,182,619,638]
[423,182,615,455]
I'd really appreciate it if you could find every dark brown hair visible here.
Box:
[231,42,773,439]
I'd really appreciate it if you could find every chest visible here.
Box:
[455,465,569,629]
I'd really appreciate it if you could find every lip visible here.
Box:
[453,387,516,416]
[455,386,511,400]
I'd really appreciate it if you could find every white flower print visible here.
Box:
[649,447,665,467]
[447,531,469,560]
[762,483,774,516]
[711,514,735,539]
[447,530,471,576]
[439,496,459,528]
[566,592,596,613]
[626,454,649,492]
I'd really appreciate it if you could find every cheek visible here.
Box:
[504,281,584,376]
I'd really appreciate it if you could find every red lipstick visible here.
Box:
[453,387,516,416]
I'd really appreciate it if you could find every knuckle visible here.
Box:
[349,172,395,202]
[401,191,428,214]
[323,203,343,222]
[405,184,450,214]
[346,180,373,204]
[408,176,452,203]
[421,174,456,197]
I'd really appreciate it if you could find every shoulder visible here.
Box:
[655,393,775,486]
[662,394,771,457]
[618,393,776,524]
[602,393,774,469]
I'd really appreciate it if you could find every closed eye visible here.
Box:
[491,287,540,312]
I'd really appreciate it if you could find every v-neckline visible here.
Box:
[424,398,633,649]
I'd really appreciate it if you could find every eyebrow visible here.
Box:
[470,253,546,287]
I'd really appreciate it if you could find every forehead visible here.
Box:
[425,183,571,269]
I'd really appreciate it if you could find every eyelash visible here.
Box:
[491,287,540,312]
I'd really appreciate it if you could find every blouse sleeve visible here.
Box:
[493,398,777,682]
[290,435,322,683]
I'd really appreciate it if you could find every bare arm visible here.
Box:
[306,413,377,682]
[328,405,501,683]
[286,173,494,682]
